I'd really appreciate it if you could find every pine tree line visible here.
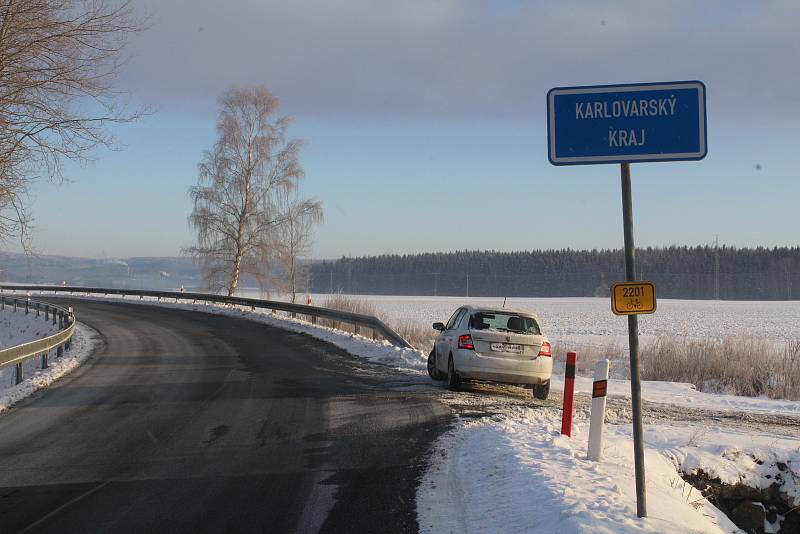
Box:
[308,246,800,300]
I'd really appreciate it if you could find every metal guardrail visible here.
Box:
[0,295,76,385]
[0,285,413,349]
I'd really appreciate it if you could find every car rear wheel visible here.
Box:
[532,380,550,400]
[427,350,443,380]
[447,355,461,391]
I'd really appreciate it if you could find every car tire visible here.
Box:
[427,349,442,380]
[447,355,461,391]
[532,380,550,400]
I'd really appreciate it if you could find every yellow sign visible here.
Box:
[611,281,656,315]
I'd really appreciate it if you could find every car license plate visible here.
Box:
[490,342,523,353]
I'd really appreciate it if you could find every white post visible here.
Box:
[587,359,610,461]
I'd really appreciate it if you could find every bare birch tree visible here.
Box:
[186,86,321,296]
[273,191,323,302]
[0,0,143,247]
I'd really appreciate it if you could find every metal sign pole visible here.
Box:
[620,162,647,518]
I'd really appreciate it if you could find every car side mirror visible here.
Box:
[432,322,445,331]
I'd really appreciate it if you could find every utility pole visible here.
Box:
[466,273,470,297]
[329,269,334,294]
[714,235,720,300]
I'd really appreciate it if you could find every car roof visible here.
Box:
[461,305,539,321]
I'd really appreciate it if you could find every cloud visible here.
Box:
[121,1,800,119]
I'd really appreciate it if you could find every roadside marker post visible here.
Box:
[561,351,577,437]
[547,80,707,518]
[587,359,610,461]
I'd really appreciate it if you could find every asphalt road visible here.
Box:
[0,299,451,533]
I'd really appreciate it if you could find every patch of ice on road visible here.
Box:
[0,322,99,413]
[417,408,742,534]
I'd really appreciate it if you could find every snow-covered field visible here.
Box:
[242,293,800,351]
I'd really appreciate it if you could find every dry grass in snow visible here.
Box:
[641,337,800,400]
[322,293,437,351]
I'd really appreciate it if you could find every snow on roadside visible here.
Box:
[649,424,800,509]
[0,322,99,413]
[417,408,742,534]
[231,306,430,372]
[551,373,800,417]
[0,305,59,349]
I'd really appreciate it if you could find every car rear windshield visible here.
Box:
[469,312,541,335]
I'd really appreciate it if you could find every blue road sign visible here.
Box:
[547,81,707,165]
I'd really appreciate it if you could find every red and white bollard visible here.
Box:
[587,359,610,461]
[561,351,577,437]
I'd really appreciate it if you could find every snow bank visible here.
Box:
[417,408,740,534]
[230,308,429,372]
[0,322,98,413]
[650,425,800,509]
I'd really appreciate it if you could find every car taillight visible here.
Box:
[538,341,552,357]
[458,334,475,350]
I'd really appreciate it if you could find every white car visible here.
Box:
[427,306,553,399]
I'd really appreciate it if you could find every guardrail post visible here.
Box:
[25,300,29,314]
[58,312,63,329]
[311,315,317,324]
[41,352,49,369]
[14,299,18,312]
[45,305,49,320]
[1,296,4,310]
[36,302,40,317]
[52,310,57,325]
[57,344,64,358]
[15,362,23,384]
[354,325,360,336]
[372,329,378,341]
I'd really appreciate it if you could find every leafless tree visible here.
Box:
[0,0,144,247]
[186,86,321,296]
[272,191,323,303]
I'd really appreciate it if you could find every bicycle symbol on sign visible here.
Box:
[626,299,642,310]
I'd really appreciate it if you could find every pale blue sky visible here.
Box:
[18,1,800,258]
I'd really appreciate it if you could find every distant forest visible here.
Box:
[309,246,800,300]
